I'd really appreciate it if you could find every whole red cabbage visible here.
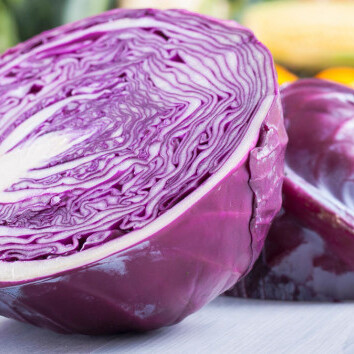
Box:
[0,9,286,333]
[228,79,354,301]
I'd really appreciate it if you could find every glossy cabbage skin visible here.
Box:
[0,9,286,334]
[228,79,354,301]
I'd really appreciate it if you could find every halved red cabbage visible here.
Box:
[228,79,354,301]
[0,9,286,333]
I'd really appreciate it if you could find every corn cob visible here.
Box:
[243,1,354,71]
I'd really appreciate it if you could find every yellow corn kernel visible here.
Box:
[316,67,354,89]
[275,64,298,86]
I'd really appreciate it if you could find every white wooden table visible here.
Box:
[0,296,353,353]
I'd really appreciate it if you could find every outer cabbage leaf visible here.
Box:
[228,79,354,301]
[0,9,286,333]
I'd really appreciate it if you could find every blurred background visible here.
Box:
[0,0,353,86]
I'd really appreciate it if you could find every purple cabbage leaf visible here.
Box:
[0,9,286,333]
[228,79,354,301]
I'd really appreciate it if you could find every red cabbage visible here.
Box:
[228,79,354,301]
[0,9,286,333]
